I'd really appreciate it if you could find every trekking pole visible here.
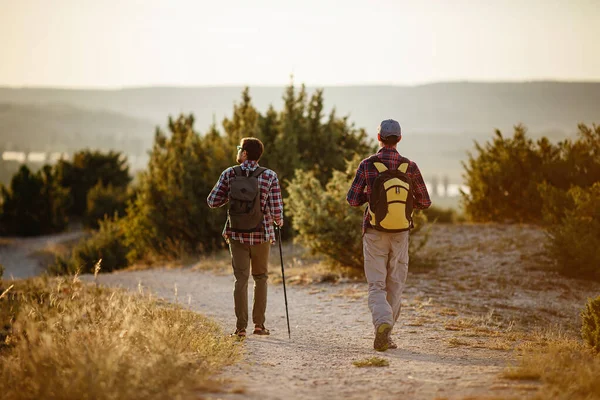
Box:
[276,225,291,339]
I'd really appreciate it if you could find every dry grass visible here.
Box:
[0,275,240,400]
[405,317,434,327]
[191,247,232,273]
[472,337,513,351]
[352,357,389,367]
[330,286,365,301]
[503,330,600,400]
[444,310,506,332]
[448,337,470,347]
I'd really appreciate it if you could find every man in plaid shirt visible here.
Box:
[207,137,284,338]
[347,119,431,351]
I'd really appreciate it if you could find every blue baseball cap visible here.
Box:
[378,119,402,138]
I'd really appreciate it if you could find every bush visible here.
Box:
[287,156,430,273]
[541,182,600,280]
[462,125,550,223]
[50,217,129,275]
[287,163,365,270]
[582,296,600,353]
[55,150,131,217]
[85,182,129,229]
[122,115,229,262]
[462,124,600,223]
[0,165,70,236]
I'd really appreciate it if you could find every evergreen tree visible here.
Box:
[122,115,228,262]
[222,87,261,149]
[56,150,131,216]
[0,165,69,236]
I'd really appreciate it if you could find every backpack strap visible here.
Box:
[233,166,243,176]
[251,167,267,178]
[397,156,411,173]
[233,166,267,178]
[367,155,388,173]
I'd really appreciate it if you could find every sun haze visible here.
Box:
[1,0,599,88]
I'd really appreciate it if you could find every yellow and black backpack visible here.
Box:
[367,156,414,232]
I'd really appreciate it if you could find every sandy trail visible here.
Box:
[4,224,597,399]
[90,267,523,400]
[0,231,84,279]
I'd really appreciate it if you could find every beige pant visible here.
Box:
[363,228,409,329]
[229,240,270,330]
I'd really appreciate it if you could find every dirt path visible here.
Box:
[4,224,597,399]
[0,231,84,279]
[89,267,526,400]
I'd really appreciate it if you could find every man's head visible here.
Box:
[237,137,264,163]
[377,119,402,147]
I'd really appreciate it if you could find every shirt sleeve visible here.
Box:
[346,161,368,206]
[268,172,284,225]
[207,168,231,208]
[409,162,432,210]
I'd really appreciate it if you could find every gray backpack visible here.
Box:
[228,166,267,233]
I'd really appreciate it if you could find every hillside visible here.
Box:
[0,103,155,154]
[2,82,599,135]
[1,82,599,183]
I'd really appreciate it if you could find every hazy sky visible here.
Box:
[1,0,599,88]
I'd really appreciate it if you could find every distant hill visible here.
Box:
[1,82,599,183]
[2,82,599,136]
[0,103,154,154]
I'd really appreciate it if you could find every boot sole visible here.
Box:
[374,323,392,351]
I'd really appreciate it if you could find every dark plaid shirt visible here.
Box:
[346,147,431,234]
[207,160,283,245]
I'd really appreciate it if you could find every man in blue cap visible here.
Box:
[347,119,431,351]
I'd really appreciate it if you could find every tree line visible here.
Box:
[0,84,598,282]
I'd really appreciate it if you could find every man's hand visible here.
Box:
[275,220,284,228]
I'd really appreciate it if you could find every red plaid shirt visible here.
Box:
[346,147,431,234]
[207,160,284,245]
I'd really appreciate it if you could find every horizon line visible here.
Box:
[2,79,600,91]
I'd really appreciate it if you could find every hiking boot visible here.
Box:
[253,325,270,335]
[374,323,392,352]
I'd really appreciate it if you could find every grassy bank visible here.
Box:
[0,275,240,400]
[504,330,600,399]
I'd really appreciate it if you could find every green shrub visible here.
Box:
[462,123,600,223]
[122,115,229,262]
[85,182,129,229]
[287,156,430,273]
[49,217,129,275]
[55,150,131,217]
[541,182,600,280]
[582,296,600,353]
[287,162,365,270]
[462,125,550,223]
[0,165,70,236]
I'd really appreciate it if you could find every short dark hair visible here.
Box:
[240,137,264,161]
[380,135,400,146]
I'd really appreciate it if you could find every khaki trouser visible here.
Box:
[229,240,270,330]
[363,228,409,330]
